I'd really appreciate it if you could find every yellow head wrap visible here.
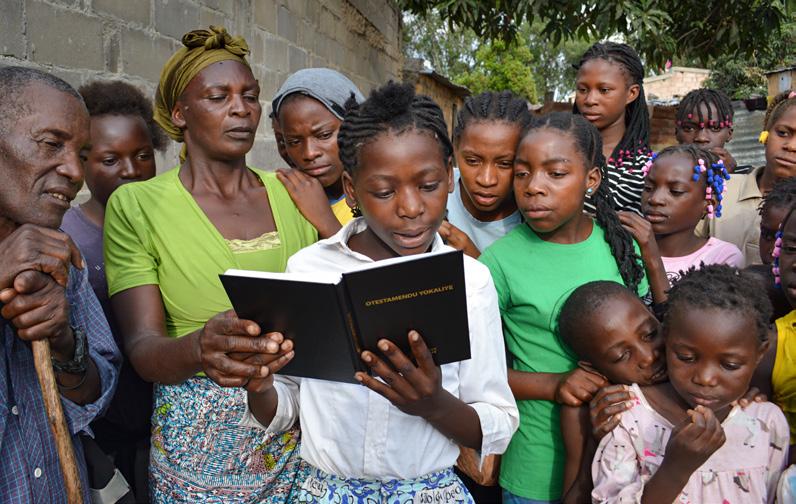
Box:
[154,26,251,144]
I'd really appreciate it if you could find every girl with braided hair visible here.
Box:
[675,88,752,174]
[702,89,796,266]
[441,91,531,258]
[243,81,518,503]
[479,112,649,503]
[574,42,652,216]
[640,145,743,282]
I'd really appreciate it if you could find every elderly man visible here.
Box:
[0,66,120,502]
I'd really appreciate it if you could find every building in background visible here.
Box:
[643,66,710,101]
[0,0,403,172]
[403,58,470,136]
[765,65,796,96]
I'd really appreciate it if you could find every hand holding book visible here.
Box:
[198,310,295,390]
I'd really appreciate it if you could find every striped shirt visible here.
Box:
[0,264,121,503]
[585,153,650,216]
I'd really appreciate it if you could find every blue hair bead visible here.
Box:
[692,174,700,181]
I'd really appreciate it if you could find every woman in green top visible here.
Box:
[479,113,650,503]
[104,26,317,502]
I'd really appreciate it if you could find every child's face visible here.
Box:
[454,121,521,219]
[575,59,639,132]
[641,153,707,237]
[82,114,157,206]
[579,294,665,386]
[513,129,600,238]
[665,307,766,416]
[675,103,732,150]
[279,96,344,188]
[344,129,451,257]
[779,213,796,308]
[765,106,796,180]
[759,204,789,264]
[271,115,292,167]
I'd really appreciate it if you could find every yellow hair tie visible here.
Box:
[759,131,769,144]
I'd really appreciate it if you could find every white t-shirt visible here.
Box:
[446,171,522,253]
[662,237,745,283]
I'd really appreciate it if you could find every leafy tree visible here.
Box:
[453,39,539,101]
[398,0,790,68]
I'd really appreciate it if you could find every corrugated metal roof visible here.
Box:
[727,105,766,169]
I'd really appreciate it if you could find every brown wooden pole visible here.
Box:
[31,339,84,504]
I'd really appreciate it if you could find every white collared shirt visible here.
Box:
[243,218,518,480]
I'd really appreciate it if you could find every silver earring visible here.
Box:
[586,188,594,195]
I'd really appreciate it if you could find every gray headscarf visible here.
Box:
[271,68,365,119]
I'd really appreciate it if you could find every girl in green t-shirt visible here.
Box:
[480,112,650,502]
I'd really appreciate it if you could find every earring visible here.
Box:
[586,188,594,195]
[351,205,362,218]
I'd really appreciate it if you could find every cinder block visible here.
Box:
[277,5,297,43]
[120,28,176,82]
[0,0,25,57]
[288,44,306,73]
[27,0,104,70]
[154,0,200,40]
[200,0,234,16]
[199,7,227,29]
[254,0,278,33]
[264,35,288,72]
[94,0,150,25]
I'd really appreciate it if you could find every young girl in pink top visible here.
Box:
[592,265,789,503]
[641,145,743,282]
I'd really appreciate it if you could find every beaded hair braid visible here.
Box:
[675,88,734,130]
[772,205,796,286]
[641,145,730,219]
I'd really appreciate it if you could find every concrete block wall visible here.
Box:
[0,0,403,175]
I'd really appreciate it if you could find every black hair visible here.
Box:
[759,177,796,217]
[523,112,645,292]
[559,281,643,360]
[573,42,650,165]
[744,264,792,322]
[0,66,83,136]
[764,89,796,130]
[452,91,532,146]
[78,80,167,151]
[675,88,734,129]
[337,81,452,176]
[665,265,772,343]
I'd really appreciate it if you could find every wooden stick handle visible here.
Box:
[32,339,84,504]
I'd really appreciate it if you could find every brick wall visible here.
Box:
[644,68,710,101]
[0,0,403,173]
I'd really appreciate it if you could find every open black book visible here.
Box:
[219,250,470,384]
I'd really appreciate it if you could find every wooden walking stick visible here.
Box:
[32,339,84,504]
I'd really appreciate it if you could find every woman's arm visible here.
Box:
[112,285,285,385]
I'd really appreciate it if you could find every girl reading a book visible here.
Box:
[242,81,519,503]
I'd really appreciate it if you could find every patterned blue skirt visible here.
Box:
[149,376,309,503]
[292,465,474,503]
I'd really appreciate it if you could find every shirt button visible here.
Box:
[11,405,18,415]
[34,467,42,478]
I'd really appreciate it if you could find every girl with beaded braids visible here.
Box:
[701,89,796,266]
[675,88,752,174]
[441,91,531,259]
[243,81,518,504]
[574,42,652,215]
[639,145,743,283]
[479,112,649,502]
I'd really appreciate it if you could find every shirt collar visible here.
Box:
[738,165,765,202]
[324,217,446,261]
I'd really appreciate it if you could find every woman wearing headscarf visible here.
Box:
[103,26,317,502]
[271,68,364,238]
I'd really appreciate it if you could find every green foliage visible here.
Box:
[453,39,539,101]
[398,0,790,68]
[704,57,768,99]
